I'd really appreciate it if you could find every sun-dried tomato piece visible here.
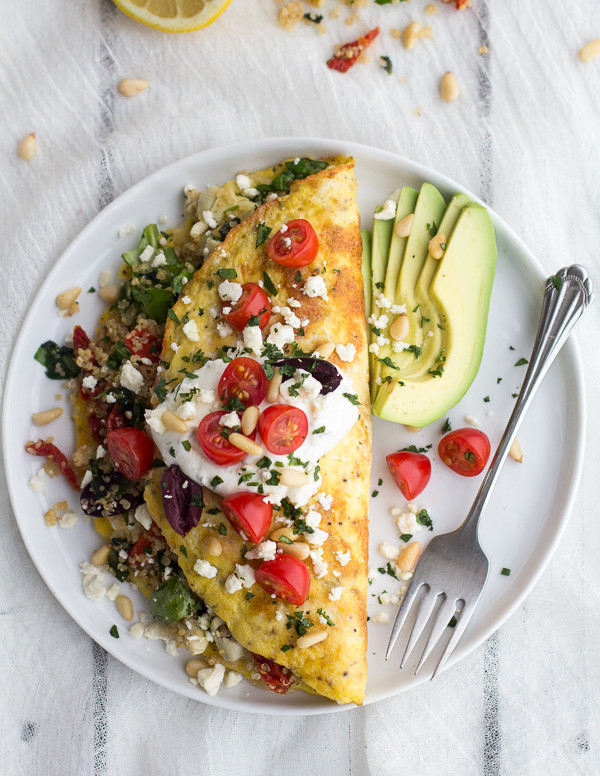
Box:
[25,439,79,490]
[327,27,379,73]
[250,653,295,694]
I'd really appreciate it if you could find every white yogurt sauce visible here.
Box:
[146,357,359,508]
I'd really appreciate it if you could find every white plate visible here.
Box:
[3,138,585,715]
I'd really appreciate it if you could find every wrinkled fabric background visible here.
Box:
[2,1,599,774]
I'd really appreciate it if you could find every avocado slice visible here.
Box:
[372,203,497,426]
[372,183,446,392]
[361,228,373,321]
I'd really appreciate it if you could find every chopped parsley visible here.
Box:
[514,358,528,367]
[441,417,452,434]
[317,608,335,626]
[377,356,400,371]
[371,490,379,498]
[343,392,361,406]
[312,426,326,434]
[292,517,314,535]
[303,12,323,23]
[210,475,224,489]
[181,440,191,452]
[286,611,313,636]
[109,625,119,638]
[281,644,293,652]
[166,309,180,325]
[416,508,433,531]
[465,451,477,463]
[256,456,272,469]
[379,55,393,75]
[406,344,423,359]
[245,591,255,600]
[483,396,490,403]
[179,545,188,557]
[256,224,272,247]
[501,567,511,576]
[265,470,281,486]
[377,562,400,580]
[399,533,412,543]
[263,271,278,296]
[216,268,237,280]
[218,523,227,536]
[191,494,204,508]
[448,616,457,628]
[399,444,432,454]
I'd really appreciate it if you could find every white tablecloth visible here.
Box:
[2,1,599,773]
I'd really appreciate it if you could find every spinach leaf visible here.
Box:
[34,341,80,380]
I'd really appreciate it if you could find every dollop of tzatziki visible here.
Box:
[145,357,359,508]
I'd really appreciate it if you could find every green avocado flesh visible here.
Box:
[366,183,497,427]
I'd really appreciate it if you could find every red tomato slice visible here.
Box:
[106,427,155,481]
[197,410,253,466]
[266,219,319,268]
[250,653,294,694]
[386,451,432,500]
[218,357,268,407]
[125,327,160,362]
[438,428,491,477]
[327,27,379,73]
[257,405,308,455]
[222,283,271,330]
[221,492,273,544]
[255,555,310,606]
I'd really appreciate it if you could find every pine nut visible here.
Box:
[201,535,222,556]
[116,595,134,621]
[389,313,409,341]
[394,213,414,238]
[296,630,328,649]
[270,527,297,542]
[428,233,447,260]
[279,468,310,487]
[98,284,120,304]
[402,21,422,50]
[185,658,209,677]
[397,541,420,573]
[228,432,263,456]
[161,410,188,434]
[405,424,421,433]
[278,541,310,560]
[266,371,282,403]
[441,72,460,102]
[118,78,149,97]
[425,3,437,14]
[56,287,82,310]
[32,407,63,426]
[18,133,36,160]
[313,341,335,359]
[241,405,260,436]
[579,39,600,63]
[91,544,111,566]
[509,437,523,463]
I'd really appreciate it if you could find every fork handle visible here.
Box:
[458,265,594,539]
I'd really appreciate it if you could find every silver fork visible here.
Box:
[385,264,594,677]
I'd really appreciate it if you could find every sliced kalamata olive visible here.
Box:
[80,471,144,517]
[274,357,342,395]
[161,464,203,537]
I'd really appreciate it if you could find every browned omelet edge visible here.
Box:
[145,161,371,706]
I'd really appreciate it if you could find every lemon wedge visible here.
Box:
[113,0,233,33]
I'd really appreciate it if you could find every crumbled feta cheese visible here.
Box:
[117,225,135,238]
[139,245,154,263]
[209,306,220,318]
[245,541,277,561]
[287,297,301,308]
[80,562,106,601]
[151,251,167,268]
[235,564,256,588]
[392,340,410,353]
[181,296,192,305]
[216,321,234,339]
[266,323,295,349]
[279,224,289,234]
[106,583,120,601]
[316,492,333,511]
[96,445,106,459]
[176,402,196,421]
[105,394,116,404]
[369,343,381,355]
[243,326,263,356]
[218,280,243,303]
[235,173,251,190]
[81,470,93,489]
[280,306,302,328]
[372,612,390,624]
[367,313,389,329]
[202,211,218,229]
[194,559,218,578]
[135,504,153,530]
[376,336,390,347]
[243,187,259,198]
[303,275,328,300]
[306,527,328,546]
[219,411,240,428]
[329,586,344,601]
[224,670,243,688]
[182,320,200,342]
[120,361,144,393]
[145,409,166,435]
[465,414,480,426]
[197,663,225,696]
[379,542,400,560]
[304,510,322,529]
[129,622,145,638]
[82,375,97,390]
[394,511,421,535]
[390,303,407,315]
[222,306,231,315]
[335,343,356,362]
[335,550,351,567]
[58,511,78,529]
[170,342,180,353]
[309,548,328,578]
[225,574,243,594]
[373,199,397,220]
[28,469,46,492]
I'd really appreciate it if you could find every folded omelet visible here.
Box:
[145,161,371,705]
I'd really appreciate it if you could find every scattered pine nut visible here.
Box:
[579,39,600,63]
[228,432,263,456]
[116,595,134,621]
[397,541,420,573]
[441,72,460,102]
[405,424,421,433]
[32,407,63,426]
[161,410,188,434]
[270,527,297,542]
[429,233,447,259]
[56,287,81,310]
[296,630,328,649]
[201,535,222,556]
[98,285,120,304]
[266,370,282,403]
[313,341,336,359]
[425,3,437,14]
[241,405,260,436]
[395,213,414,238]
[18,133,36,160]
[509,437,523,463]
[186,658,209,677]
[278,541,310,560]
[279,468,310,487]
[118,78,149,97]
[402,21,422,50]
[390,313,409,341]
[91,544,111,566]
[478,45,489,55]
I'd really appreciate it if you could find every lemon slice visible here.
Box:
[113,0,233,33]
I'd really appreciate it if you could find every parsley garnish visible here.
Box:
[484,396,490,403]
[514,358,528,366]
[245,591,255,600]
[312,426,326,434]
[377,562,400,580]
[501,567,511,576]
[169,446,176,458]
[441,417,452,434]
[399,533,412,542]
[256,223,272,247]
[372,490,379,498]
[286,611,313,636]
[256,456,272,469]
[317,608,335,626]
[399,444,432,454]
[210,475,223,489]
[216,268,237,279]
[191,494,203,508]
[179,545,188,557]
[109,625,119,638]
[379,55,393,75]
[281,644,293,652]
[448,616,457,628]
[263,271,278,296]
[167,309,180,325]
[265,470,281,486]
[406,345,422,359]
[181,440,191,452]
[375,281,385,290]
[218,523,227,536]
[343,392,361,406]
[303,12,323,23]
[416,508,433,531]
[377,356,400,370]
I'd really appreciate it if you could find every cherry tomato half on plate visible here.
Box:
[266,219,319,268]
[197,410,253,466]
[255,555,310,606]
[258,404,308,455]
[222,283,271,330]
[106,428,155,481]
[386,451,431,500]
[438,427,491,477]
[125,327,160,362]
[218,357,268,407]
[221,492,273,544]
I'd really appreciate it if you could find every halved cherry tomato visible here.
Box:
[197,410,254,466]
[250,653,294,694]
[218,357,268,407]
[386,451,431,500]
[255,555,310,606]
[125,327,160,363]
[266,219,319,268]
[257,404,308,455]
[221,492,273,544]
[438,428,491,477]
[107,405,126,433]
[222,283,271,330]
[106,427,154,481]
